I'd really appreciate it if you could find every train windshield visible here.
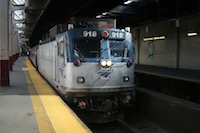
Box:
[109,40,129,58]
[74,39,100,58]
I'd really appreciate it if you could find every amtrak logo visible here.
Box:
[59,63,65,77]
[97,70,113,78]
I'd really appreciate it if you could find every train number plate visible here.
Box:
[83,30,97,37]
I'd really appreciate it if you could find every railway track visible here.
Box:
[86,118,168,133]
[83,103,167,133]
[64,85,200,133]
[86,119,136,133]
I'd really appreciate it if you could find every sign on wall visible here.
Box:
[148,41,154,58]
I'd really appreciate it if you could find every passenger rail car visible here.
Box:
[30,18,135,122]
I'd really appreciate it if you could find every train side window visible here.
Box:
[58,37,65,57]
[59,43,64,57]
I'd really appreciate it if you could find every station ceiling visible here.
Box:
[25,0,200,47]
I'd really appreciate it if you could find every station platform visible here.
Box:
[0,56,92,133]
[135,64,200,83]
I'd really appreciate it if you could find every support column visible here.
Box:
[9,5,13,71]
[0,0,9,86]
[14,35,20,60]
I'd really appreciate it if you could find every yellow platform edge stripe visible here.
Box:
[25,57,92,133]
[25,71,56,133]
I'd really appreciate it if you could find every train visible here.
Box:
[29,17,135,123]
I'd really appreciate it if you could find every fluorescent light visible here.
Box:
[153,37,160,40]
[143,37,153,41]
[96,15,101,18]
[124,0,139,5]
[187,32,197,37]
[124,0,133,5]
[102,12,108,15]
[159,36,165,39]
[124,1,132,4]
[143,36,165,41]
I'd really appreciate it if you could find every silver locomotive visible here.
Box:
[30,18,135,122]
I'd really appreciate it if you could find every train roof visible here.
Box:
[47,17,117,39]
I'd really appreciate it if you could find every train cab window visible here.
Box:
[74,39,100,58]
[109,41,129,58]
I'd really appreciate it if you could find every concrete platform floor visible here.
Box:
[0,56,91,133]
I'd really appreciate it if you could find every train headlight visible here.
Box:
[100,59,107,67]
[77,77,85,84]
[100,59,112,67]
[106,60,112,67]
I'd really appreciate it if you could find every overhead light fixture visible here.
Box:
[187,32,197,37]
[143,36,165,41]
[124,0,139,5]
[102,12,108,15]
[154,36,165,40]
[143,37,153,41]
[96,12,110,18]
[124,0,132,5]
[96,15,102,18]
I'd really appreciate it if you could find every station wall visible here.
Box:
[179,15,200,70]
[132,14,200,71]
